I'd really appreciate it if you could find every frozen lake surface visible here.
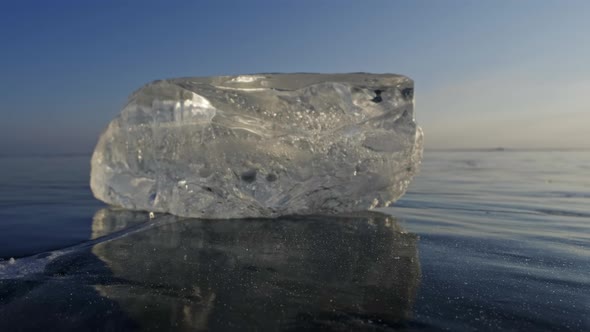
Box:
[0,151,588,331]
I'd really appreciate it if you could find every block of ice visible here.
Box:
[90,73,423,218]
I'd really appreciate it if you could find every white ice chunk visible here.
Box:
[90,73,423,218]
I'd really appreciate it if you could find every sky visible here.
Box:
[1,0,589,155]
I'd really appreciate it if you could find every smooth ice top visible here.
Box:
[167,73,411,91]
[91,73,423,218]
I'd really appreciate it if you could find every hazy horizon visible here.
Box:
[1,0,589,155]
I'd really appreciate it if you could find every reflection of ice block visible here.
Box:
[91,209,421,330]
[90,208,149,239]
[90,74,423,218]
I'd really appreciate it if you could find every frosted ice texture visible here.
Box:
[90,73,423,218]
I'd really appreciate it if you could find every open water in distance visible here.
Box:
[0,151,588,331]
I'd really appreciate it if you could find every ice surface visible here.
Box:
[0,210,420,330]
[91,73,423,218]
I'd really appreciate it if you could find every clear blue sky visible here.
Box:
[1,0,589,155]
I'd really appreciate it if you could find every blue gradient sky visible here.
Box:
[1,0,589,155]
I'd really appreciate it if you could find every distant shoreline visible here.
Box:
[425,148,590,152]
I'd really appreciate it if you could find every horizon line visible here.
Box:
[1,147,590,158]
